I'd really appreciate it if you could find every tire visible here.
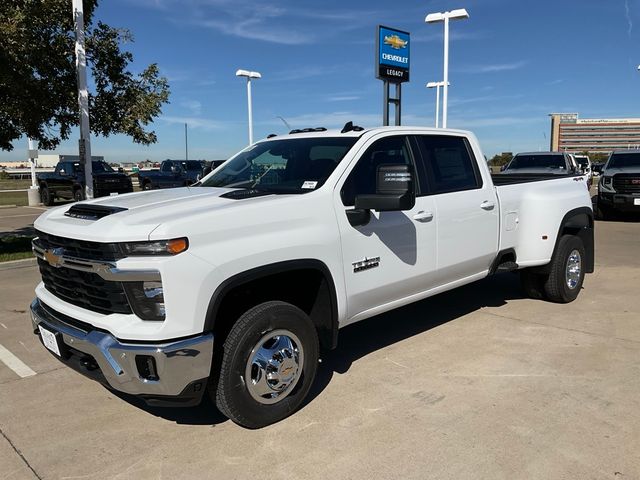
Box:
[214,301,319,429]
[142,181,152,191]
[73,188,84,202]
[596,201,609,220]
[40,186,54,206]
[543,235,586,303]
[520,269,546,300]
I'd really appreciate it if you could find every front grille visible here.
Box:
[36,230,124,261]
[613,174,640,193]
[38,258,132,315]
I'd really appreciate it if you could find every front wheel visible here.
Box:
[214,301,319,429]
[543,235,586,303]
[73,189,84,202]
[40,187,54,206]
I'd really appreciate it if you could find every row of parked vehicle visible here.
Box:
[37,159,224,205]
[498,150,640,218]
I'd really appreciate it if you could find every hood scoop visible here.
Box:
[64,204,128,220]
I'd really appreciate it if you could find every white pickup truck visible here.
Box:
[30,125,594,428]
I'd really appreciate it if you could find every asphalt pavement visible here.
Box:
[0,212,639,479]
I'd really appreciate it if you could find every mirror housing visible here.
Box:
[354,164,415,212]
[118,167,125,173]
[59,169,66,176]
[170,165,180,173]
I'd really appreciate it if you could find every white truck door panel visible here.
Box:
[337,198,437,321]
[433,188,498,283]
[335,134,438,321]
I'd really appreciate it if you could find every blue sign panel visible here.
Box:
[376,25,410,83]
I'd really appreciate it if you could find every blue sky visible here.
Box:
[3,0,640,162]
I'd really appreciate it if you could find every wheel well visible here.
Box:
[553,208,595,274]
[206,264,338,352]
[39,181,48,189]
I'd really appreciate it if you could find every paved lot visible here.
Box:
[0,206,49,238]
[1,215,639,479]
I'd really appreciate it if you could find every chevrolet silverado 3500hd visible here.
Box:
[30,126,594,428]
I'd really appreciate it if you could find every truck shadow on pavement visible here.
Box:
[305,272,525,407]
[116,272,525,426]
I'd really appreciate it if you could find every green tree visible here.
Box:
[0,0,170,151]
[488,152,513,167]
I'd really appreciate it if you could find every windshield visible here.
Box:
[608,152,640,168]
[200,137,357,193]
[575,157,589,168]
[507,154,566,170]
[75,161,115,173]
[181,161,204,171]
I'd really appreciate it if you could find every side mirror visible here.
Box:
[118,167,124,173]
[59,169,66,175]
[171,165,180,173]
[500,164,507,172]
[348,164,415,227]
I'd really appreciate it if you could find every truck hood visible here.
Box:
[603,167,640,176]
[34,186,273,242]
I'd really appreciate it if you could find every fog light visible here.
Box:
[135,355,159,381]
[123,281,165,321]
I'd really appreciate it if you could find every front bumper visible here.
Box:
[30,298,214,406]
[598,192,640,211]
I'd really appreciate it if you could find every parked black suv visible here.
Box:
[37,160,133,205]
[597,150,640,218]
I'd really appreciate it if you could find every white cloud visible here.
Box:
[625,0,633,37]
[458,61,528,73]
[180,100,202,115]
[327,95,361,102]
[161,115,225,131]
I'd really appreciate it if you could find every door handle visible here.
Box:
[480,201,495,211]
[413,211,434,222]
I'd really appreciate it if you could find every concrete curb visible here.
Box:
[0,257,36,270]
[0,205,18,209]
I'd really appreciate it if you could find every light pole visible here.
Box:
[72,0,93,199]
[236,69,261,144]
[426,81,449,128]
[425,8,469,129]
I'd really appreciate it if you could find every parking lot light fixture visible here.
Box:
[426,81,449,128]
[236,69,262,145]
[425,8,469,129]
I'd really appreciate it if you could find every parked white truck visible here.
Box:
[30,125,594,428]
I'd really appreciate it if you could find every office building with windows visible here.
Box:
[549,113,640,154]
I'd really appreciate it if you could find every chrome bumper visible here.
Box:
[30,299,214,398]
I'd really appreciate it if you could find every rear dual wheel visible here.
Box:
[213,301,319,429]
[520,235,585,303]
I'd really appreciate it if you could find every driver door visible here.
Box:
[335,134,438,322]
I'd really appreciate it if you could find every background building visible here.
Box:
[550,113,640,154]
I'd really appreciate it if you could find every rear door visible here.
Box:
[336,134,438,321]
[414,134,499,285]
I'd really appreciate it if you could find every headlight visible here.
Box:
[120,238,188,256]
[124,281,165,321]
[599,176,614,193]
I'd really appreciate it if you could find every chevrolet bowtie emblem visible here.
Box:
[384,35,408,50]
[44,248,64,268]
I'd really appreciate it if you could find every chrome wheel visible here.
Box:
[244,329,303,405]
[565,249,582,289]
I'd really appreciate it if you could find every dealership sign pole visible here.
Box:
[72,0,93,199]
[376,26,410,126]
